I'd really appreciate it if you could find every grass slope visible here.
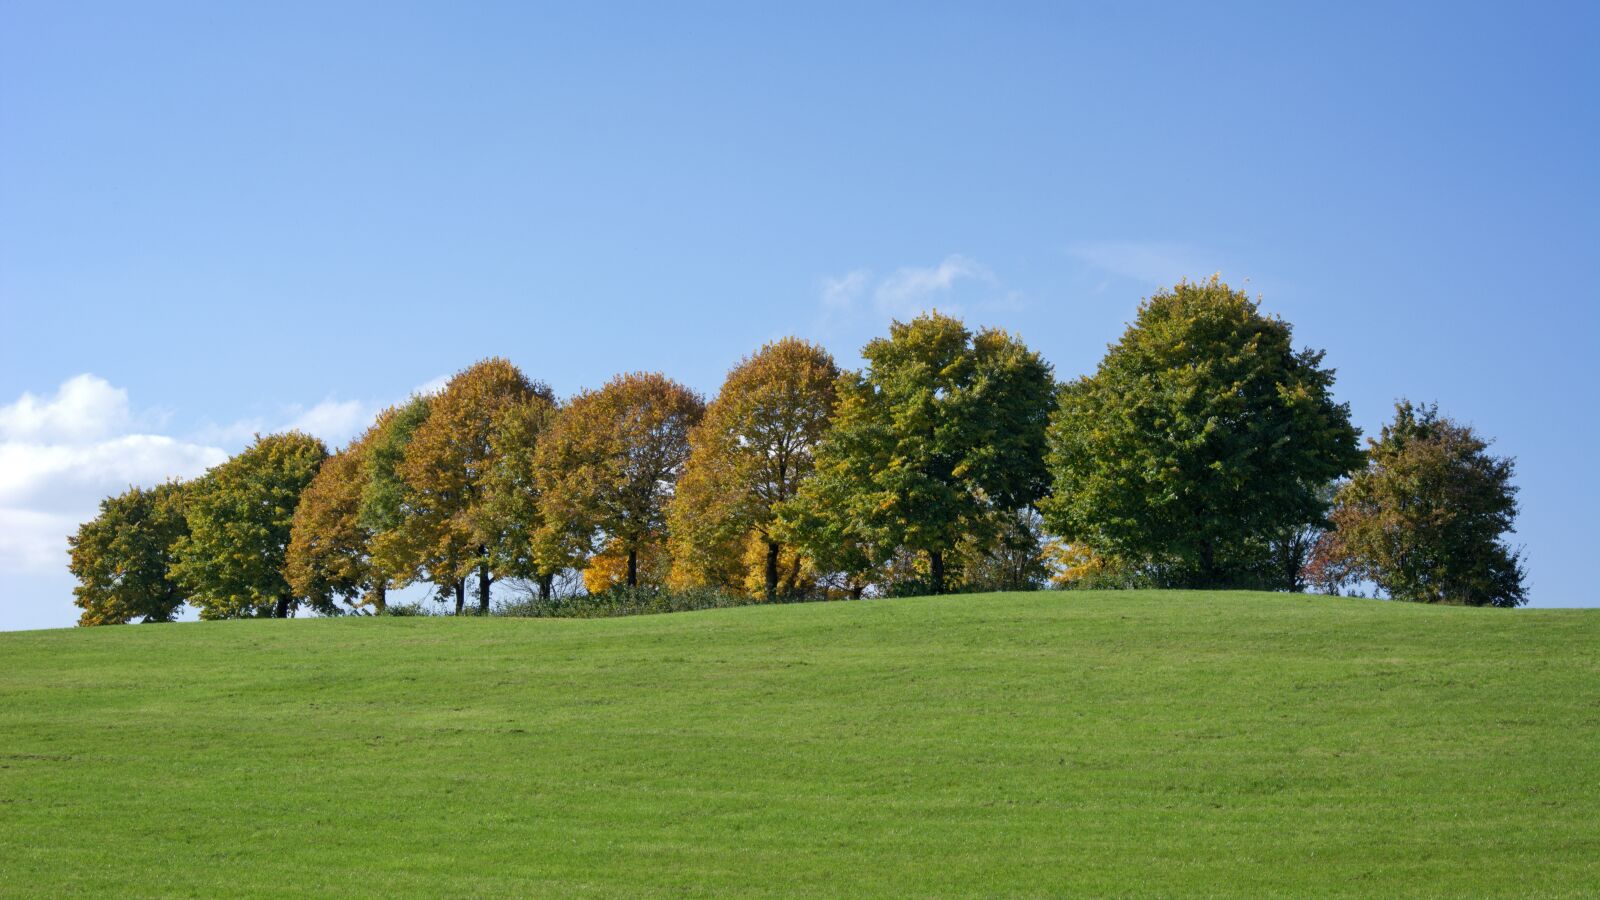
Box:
[2,591,1596,897]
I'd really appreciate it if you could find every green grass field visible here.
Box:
[2,591,1596,897]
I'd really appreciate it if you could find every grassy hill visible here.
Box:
[2,591,1596,897]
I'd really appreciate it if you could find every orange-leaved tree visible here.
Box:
[286,411,394,613]
[391,359,555,614]
[535,372,704,589]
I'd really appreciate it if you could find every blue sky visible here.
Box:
[1,1,1595,628]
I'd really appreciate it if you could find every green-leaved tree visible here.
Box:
[1041,277,1362,588]
[171,432,328,618]
[779,312,1055,595]
[69,481,190,625]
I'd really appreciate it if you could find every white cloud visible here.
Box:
[287,399,371,447]
[1066,240,1213,287]
[0,376,229,577]
[0,508,90,574]
[193,398,376,450]
[0,373,131,442]
[0,436,225,513]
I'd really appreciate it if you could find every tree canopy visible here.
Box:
[669,337,839,600]
[286,413,392,614]
[535,372,704,588]
[1316,401,1527,607]
[170,431,328,618]
[1041,277,1362,588]
[69,284,1533,621]
[778,312,1055,594]
[386,359,553,614]
[69,481,189,625]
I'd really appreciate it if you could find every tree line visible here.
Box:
[69,277,1528,625]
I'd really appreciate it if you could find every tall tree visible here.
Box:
[1041,277,1362,588]
[480,390,561,599]
[286,413,393,614]
[535,372,704,588]
[170,432,328,618]
[360,395,433,598]
[69,481,189,625]
[389,359,552,614]
[1319,401,1527,606]
[669,337,839,600]
[778,312,1055,594]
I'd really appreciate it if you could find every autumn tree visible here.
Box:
[170,432,328,618]
[669,337,839,600]
[388,359,553,614]
[1319,401,1527,606]
[1041,277,1362,588]
[535,373,704,588]
[286,412,394,614]
[584,537,671,593]
[69,481,189,625]
[360,395,432,596]
[778,312,1055,595]
[480,389,562,599]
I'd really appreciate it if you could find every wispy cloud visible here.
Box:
[414,374,452,396]
[874,255,992,316]
[1066,240,1214,287]
[820,270,870,311]
[817,254,1011,332]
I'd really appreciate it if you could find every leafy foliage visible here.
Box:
[360,396,432,594]
[286,414,392,614]
[1041,277,1362,588]
[778,312,1055,593]
[386,359,554,613]
[669,337,838,599]
[480,385,562,595]
[1317,401,1527,606]
[535,372,704,587]
[69,481,189,625]
[170,432,328,618]
[582,537,672,593]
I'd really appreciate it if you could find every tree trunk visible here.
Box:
[274,594,292,618]
[627,547,638,588]
[765,541,781,602]
[538,573,553,601]
[477,560,491,615]
[1198,540,1218,589]
[373,582,387,614]
[850,581,865,600]
[454,578,465,615]
[930,550,945,595]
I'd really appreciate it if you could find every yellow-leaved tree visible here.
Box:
[668,338,838,600]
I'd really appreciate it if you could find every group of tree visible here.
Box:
[68,277,1529,625]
